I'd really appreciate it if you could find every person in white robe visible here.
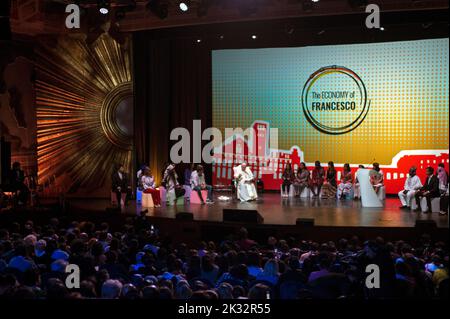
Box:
[398,167,422,209]
[162,164,183,205]
[233,162,258,202]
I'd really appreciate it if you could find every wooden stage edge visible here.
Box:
[1,194,448,244]
[65,193,448,229]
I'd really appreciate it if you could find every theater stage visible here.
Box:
[67,193,449,229]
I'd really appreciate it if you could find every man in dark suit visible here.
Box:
[10,162,29,205]
[111,164,130,208]
[414,166,440,213]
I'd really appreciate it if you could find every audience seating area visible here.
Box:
[0,215,448,299]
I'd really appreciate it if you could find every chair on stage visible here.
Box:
[164,188,184,206]
[341,188,354,200]
[377,186,386,201]
[289,185,311,198]
[280,185,295,198]
[183,185,192,200]
[172,196,185,206]
[232,166,241,200]
[159,186,167,203]
[111,191,126,207]
[190,189,208,204]
[357,168,383,207]
[310,186,322,198]
[136,189,143,204]
[142,192,154,208]
[410,195,418,210]
[409,191,442,211]
[419,197,441,213]
[353,183,360,199]
[299,187,310,198]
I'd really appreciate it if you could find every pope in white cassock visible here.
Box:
[233,162,258,202]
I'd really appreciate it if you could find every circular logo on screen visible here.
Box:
[301,65,370,135]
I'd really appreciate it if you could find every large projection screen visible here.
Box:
[212,38,449,193]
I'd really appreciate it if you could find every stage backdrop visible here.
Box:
[212,38,449,193]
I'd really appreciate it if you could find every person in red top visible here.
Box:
[310,161,325,197]
[141,168,161,207]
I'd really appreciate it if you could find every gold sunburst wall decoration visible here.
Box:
[35,33,133,196]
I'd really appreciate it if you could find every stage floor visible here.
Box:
[68,193,449,228]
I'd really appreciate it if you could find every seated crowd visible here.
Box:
[0,217,448,299]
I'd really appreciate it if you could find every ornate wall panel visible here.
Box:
[35,33,133,196]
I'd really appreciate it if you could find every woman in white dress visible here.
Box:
[234,162,258,202]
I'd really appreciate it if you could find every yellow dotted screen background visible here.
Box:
[212,38,449,164]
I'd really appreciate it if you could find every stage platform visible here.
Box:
[67,193,448,229]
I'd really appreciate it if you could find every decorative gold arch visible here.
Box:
[35,33,133,195]
[100,82,134,150]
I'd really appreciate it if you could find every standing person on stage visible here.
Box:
[437,163,449,216]
[281,163,294,198]
[310,161,325,197]
[141,168,161,207]
[10,162,29,206]
[398,166,422,210]
[321,161,337,199]
[162,163,184,205]
[184,163,195,188]
[162,163,175,185]
[111,164,130,208]
[353,164,365,199]
[234,162,258,202]
[294,162,310,197]
[414,166,440,214]
[370,162,384,194]
[337,163,353,199]
[190,165,214,204]
[161,162,170,187]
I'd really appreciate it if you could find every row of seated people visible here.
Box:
[114,161,449,213]
[280,162,449,214]
[280,161,385,200]
[398,165,448,215]
[135,163,214,207]
[138,162,259,205]
[121,162,254,206]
